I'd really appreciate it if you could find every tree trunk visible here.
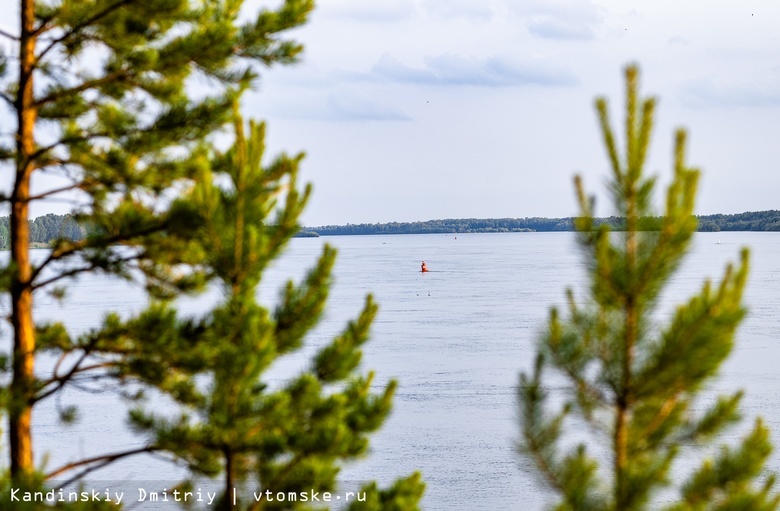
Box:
[9,0,38,480]
[615,176,639,507]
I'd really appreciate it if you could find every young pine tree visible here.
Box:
[518,65,779,510]
[116,111,424,510]
[0,0,313,487]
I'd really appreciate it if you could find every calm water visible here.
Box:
[16,232,780,509]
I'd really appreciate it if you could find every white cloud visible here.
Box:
[526,17,595,40]
[371,53,578,87]
[507,0,605,41]
[258,89,411,122]
[371,55,433,83]
[326,93,412,121]
[681,78,780,109]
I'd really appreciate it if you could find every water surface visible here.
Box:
[18,232,780,509]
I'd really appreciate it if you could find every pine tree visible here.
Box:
[518,65,779,510]
[0,0,313,487]
[107,110,424,510]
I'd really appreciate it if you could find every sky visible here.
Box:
[243,0,780,226]
[3,0,780,226]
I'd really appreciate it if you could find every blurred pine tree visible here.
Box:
[518,65,779,511]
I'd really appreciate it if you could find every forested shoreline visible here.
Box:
[2,210,778,249]
[307,209,780,236]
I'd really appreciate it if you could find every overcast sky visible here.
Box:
[4,1,780,225]
[244,0,780,226]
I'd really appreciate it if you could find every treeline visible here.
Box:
[308,210,780,236]
[0,213,86,249]
[696,210,780,231]
[0,213,322,249]
[309,218,573,235]
[2,210,778,249]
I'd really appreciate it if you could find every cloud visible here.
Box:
[326,93,412,121]
[509,0,604,41]
[681,78,780,109]
[526,17,594,40]
[261,91,411,122]
[264,63,333,88]
[371,53,578,87]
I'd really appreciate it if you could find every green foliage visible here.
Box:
[2,0,423,505]
[1,0,317,296]
[518,65,779,510]
[104,111,424,509]
[348,473,427,511]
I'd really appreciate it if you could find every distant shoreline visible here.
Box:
[304,210,780,237]
[2,211,778,248]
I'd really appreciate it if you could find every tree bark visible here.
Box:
[9,0,38,480]
[615,176,638,507]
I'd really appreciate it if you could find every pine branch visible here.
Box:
[36,362,116,403]
[35,0,138,63]
[0,91,15,109]
[26,182,86,201]
[248,454,305,509]
[32,13,58,37]
[30,224,165,282]
[63,377,122,395]
[0,27,19,41]
[35,159,83,179]
[595,98,622,182]
[34,333,106,403]
[32,254,139,290]
[45,445,158,484]
[31,242,93,281]
[564,365,610,408]
[34,69,128,108]
[30,131,112,162]
[536,453,568,494]
[637,395,680,443]
[51,352,68,380]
